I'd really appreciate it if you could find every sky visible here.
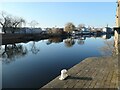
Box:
[0,2,117,28]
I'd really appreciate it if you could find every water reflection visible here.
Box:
[30,41,40,54]
[101,34,112,40]
[2,33,115,89]
[1,33,114,63]
[46,37,63,45]
[100,40,114,56]
[64,38,75,48]
[1,44,28,64]
[114,29,120,55]
[77,39,85,45]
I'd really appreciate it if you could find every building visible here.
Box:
[72,27,90,35]
[15,28,42,34]
[102,27,113,33]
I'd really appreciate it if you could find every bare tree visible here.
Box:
[77,24,85,31]
[29,20,39,28]
[12,17,26,28]
[64,22,75,33]
[0,11,26,33]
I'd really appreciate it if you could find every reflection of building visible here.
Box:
[5,28,42,34]
[80,36,86,40]
[102,34,111,39]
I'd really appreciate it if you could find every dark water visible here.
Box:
[1,34,114,89]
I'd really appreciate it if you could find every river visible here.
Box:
[1,34,114,89]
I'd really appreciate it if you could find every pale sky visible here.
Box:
[0,2,117,28]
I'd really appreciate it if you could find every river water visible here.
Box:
[1,34,114,89]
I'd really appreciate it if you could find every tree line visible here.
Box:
[0,11,87,34]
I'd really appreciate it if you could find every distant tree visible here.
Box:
[29,20,39,28]
[53,28,63,34]
[47,27,63,35]
[77,24,85,31]
[88,26,92,31]
[47,28,52,34]
[64,22,75,33]
[0,11,26,33]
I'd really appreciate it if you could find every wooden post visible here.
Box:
[114,0,120,55]
[116,0,120,27]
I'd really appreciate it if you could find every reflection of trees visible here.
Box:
[29,20,39,28]
[46,37,63,45]
[1,44,28,64]
[30,41,40,54]
[77,39,85,45]
[64,38,75,48]
[100,40,114,56]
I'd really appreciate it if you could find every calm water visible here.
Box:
[1,35,114,89]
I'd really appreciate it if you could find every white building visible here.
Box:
[15,28,42,34]
[72,27,90,35]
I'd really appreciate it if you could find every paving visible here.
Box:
[41,56,119,89]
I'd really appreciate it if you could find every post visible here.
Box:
[116,0,120,27]
[114,0,120,55]
[114,0,120,89]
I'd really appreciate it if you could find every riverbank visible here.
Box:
[41,56,118,89]
[1,33,69,45]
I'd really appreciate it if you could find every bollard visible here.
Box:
[59,69,68,80]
